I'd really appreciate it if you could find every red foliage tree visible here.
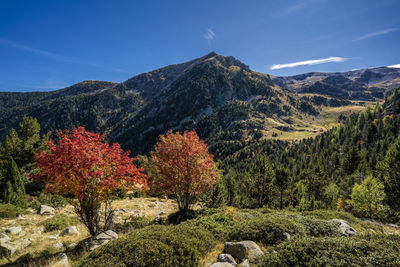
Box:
[150,130,221,212]
[32,127,146,235]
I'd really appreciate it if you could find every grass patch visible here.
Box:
[42,214,79,232]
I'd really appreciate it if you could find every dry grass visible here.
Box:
[0,197,178,266]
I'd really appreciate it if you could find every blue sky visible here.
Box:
[0,0,399,92]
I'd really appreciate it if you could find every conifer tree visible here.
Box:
[382,137,400,211]
[2,158,26,207]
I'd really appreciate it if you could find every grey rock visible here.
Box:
[54,242,63,249]
[5,226,22,235]
[238,259,250,267]
[48,234,59,240]
[224,241,264,262]
[38,204,55,215]
[68,242,76,249]
[78,230,119,251]
[0,240,16,257]
[96,230,118,239]
[388,224,400,229]
[15,238,31,248]
[218,253,237,265]
[283,232,291,239]
[0,233,10,242]
[332,219,358,237]
[53,253,68,267]
[62,226,79,235]
[210,263,235,267]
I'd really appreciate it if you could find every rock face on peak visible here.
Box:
[272,67,400,100]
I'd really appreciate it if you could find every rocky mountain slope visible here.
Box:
[272,67,400,100]
[1,52,399,154]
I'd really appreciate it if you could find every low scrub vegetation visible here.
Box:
[258,235,400,266]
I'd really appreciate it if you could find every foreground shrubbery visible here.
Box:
[77,208,400,266]
[0,203,25,218]
[76,224,216,267]
[257,235,400,266]
[183,208,340,244]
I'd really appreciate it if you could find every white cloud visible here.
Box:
[354,28,398,41]
[270,57,348,70]
[388,64,400,68]
[0,38,129,74]
[203,29,215,41]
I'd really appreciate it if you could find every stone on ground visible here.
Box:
[218,253,237,265]
[224,241,264,262]
[332,219,358,237]
[38,204,55,215]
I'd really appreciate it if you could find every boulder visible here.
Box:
[332,219,358,237]
[78,230,118,251]
[5,226,22,235]
[53,253,68,267]
[210,263,235,267]
[0,240,16,257]
[62,226,79,235]
[38,204,55,215]
[238,259,250,267]
[218,253,237,265]
[224,241,264,262]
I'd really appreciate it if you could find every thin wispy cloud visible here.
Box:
[270,0,314,19]
[0,38,129,74]
[388,64,400,68]
[203,28,215,44]
[270,57,349,70]
[354,28,398,41]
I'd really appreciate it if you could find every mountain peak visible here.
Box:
[199,52,250,72]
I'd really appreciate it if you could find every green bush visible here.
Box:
[0,203,25,218]
[227,215,306,245]
[182,212,238,240]
[42,214,78,232]
[280,214,339,237]
[124,215,153,230]
[38,193,68,208]
[77,224,216,267]
[257,235,400,266]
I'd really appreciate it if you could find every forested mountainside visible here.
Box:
[1,52,399,155]
[206,88,400,212]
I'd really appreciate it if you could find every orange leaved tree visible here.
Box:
[32,127,146,235]
[150,130,221,212]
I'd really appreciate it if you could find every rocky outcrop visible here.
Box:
[332,219,358,236]
[224,241,264,262]
[0,240,16,257]
[77,230,118,252]
[62,226,79,235]
[38,204,55,215]
[53,253,69,267]
[5,226,22,235]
